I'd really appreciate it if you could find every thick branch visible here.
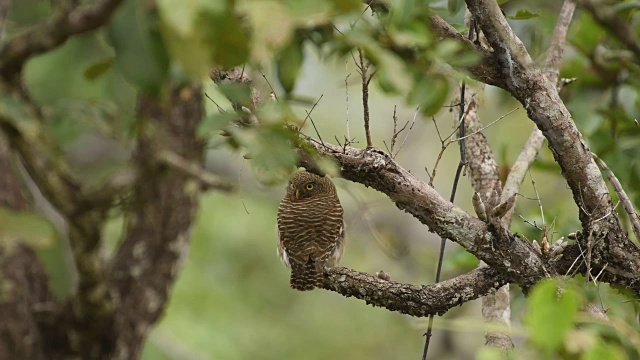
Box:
[322,266,508,317]
[0,0,124,77]
[458,84,512,349]
[464,0,640,276]
[109,83,205,359]
[299,139,549,290]
[502,0,575,224]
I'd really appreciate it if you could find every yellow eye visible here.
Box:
[306,183,314,191]
[289,184,294,190]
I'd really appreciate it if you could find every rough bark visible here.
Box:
[458,88,513,349]
[463,0,640,287]
[109,84,205,359]
[298,140,551,290]
[322,266,508,317]
[0,131,53,360]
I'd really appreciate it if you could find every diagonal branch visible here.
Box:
[502,0,575,226]
[298,139,550,290]
[464,0,640,276]
[0,0,125,77]
[322,266,509,317]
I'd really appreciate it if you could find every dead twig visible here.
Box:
[357,49,374,148]
[453,107,519,142]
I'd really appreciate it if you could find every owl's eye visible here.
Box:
[289,184,294,190]
[306,183,314,191]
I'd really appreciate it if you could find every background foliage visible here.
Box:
[4,0,640,358]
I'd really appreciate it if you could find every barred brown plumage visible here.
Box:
[277,170,346,291]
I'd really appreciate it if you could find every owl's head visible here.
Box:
[286,170,336,200]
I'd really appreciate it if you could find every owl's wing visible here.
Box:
[276,224,290,268]
[321,220,345,268]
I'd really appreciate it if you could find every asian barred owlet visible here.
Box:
[277,170,345,291]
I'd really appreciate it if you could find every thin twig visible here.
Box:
[205,93,226,113]
[158,151,234,192]
[239,159,249,214]
[351,4,372,28]
[299,94,324,130]
[388,106,410,157]
[529,170,545,226]
[393,106,419,158]
[305,111,325,148]
[423,81,468,360]
[519,215,544,231]
[453,107,519,142]
[259,69,278,100]
[592,152,640,242]
[345,64,352,141]
[358,49,373,148]
[426,115,466,186]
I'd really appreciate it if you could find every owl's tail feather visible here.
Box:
[290,258,322,291]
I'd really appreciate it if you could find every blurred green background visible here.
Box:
[7,0,640,358]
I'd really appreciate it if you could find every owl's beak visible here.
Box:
[295,189,300,199]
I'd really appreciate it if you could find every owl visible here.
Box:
[277,170,346,291]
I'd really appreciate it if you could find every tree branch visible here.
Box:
[298,139,550,290]
[158,150,235,192]
[501,0,575,225]
[458,83,513,349]
[464,0,640,279]
[322,266,508,317]
[0,0,125,78]
[109,83,205,359]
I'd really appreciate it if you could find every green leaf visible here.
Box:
[0,207,57,250]
[448,0,464,15]
[108,0,170,93]
[256,101,298,125]
[286,0,333,24]
[508,10,541,20]
[159,21,211,80]
[83,58,114,80]
[582,343,626,360]
[197,112,238,138]
[376,67,400,94]
[525,279,581,353]
[199,9,251,68]
[277,36,305,94]
[156,0,224,37]
[234,125,297,185]
[408,74,449,116]
[569,13,606,54]
[217,83,252,108]
[240,1,295,63]
[329,0,361,13]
